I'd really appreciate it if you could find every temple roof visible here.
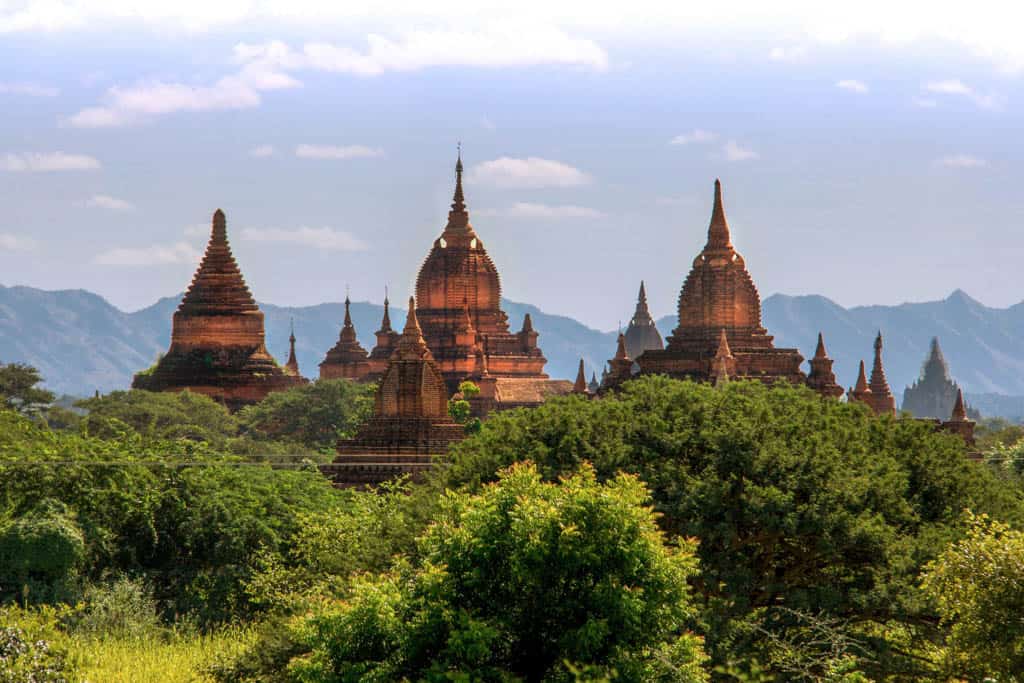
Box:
[706,178,733,251]
[869,332,893,397]
[624,280,664,359]
[813,332,828,360]
[285,319,300,376]
[573,358,588,394]
[178,209,259,316]
[919,337,951,382]
[951,388,968,421]
[854,360,870,394]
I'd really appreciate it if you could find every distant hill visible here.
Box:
[2,284,1023,418]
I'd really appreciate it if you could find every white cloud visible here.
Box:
[477,202,604,218]
[924,79,999,109]
[68,61,301,128]
[295,144,383,160]
[233,27,608,77]
[0,233,37,251]
[241,226,368,251]
[467,157,591,189]
[836,79,868,93]
[250,144,275,157]
[670,129,717,145]
[722,140,759,162]
[936,155,987,168]
[769,45,808,62]
[0,82,58,96]
[1,152,100,172]
[94,242,202,266]
[85,194,133,211]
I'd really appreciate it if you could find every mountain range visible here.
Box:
[1,284,1023,418]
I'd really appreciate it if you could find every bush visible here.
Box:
[0,500,85,603]
[289,463,708,682]
[68,576,161,640]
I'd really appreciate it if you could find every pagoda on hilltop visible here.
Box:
[413,152,570,408]
[321,298,466,488]
[132,209,302,410]
[319,296,371,380]
[636,180,806,384]
[902,337,976,419]
[623,281,664,361]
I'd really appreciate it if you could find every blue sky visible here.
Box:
[1,2,1022,330]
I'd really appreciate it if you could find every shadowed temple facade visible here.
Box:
[131,209,303,410]
[321,298,466,488]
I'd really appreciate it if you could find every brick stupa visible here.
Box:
[806,332,844,399]
[319,296,371,380]
[636,180,806,384]
[414,153,570,408]
[321,298,466,488]
[132,209,301,409]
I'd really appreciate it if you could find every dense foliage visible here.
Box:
[433,376,1023,677]
[0,362,55,415]
[4,363,1024,681]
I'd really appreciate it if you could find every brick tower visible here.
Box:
[319,296,371,380]
[322,298,466,488]
[805,332,844,399]
[131,209,302,410]
[866,332,897,416]
[637,180,806,384]
[414,153,568,406]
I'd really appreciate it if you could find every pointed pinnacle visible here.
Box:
[211,209,227,245]
[951,388,968,421]
[707,179,732,250]
[404,296,421,334]
[814,332,827,360]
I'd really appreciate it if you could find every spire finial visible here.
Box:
[452,145,466,213]
[573,358,588,394]
[951,388,968,421]
[404,296,422,335]
[289,316,295,342]
[614,332,629,361]
[639,280,647,302]
[814,332,827,360]
[854,360,870,392]
[380,287,392,331]
[344,295,352,326]
[285,318,299,375]
[211,209,227,245]
[706,178,733,250]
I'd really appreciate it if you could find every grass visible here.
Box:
[72,626,256,683]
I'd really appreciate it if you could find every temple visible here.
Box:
[805,333,844,399]
[623,281,664,361]
[318,296,372,380]
[847,333,896,416]
[902,337,977,419]
[283,319,303,378]
[572,359,589,395]
[601,332,634,391]
[321,298,466,488]
[413,153,571,409]
[131,209,302,410]
[636,180,806,384]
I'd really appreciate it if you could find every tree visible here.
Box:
[921,513,1024,680]
[237,379,374,453]
[76,389,239,447]
[431,376,1024,677]
[289,463,708,682]
[0,362,54,415]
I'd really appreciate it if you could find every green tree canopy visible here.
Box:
[0,362,54,414]
[290,463,708,682]
[433,376,1024,676]
[236,379,374,453]
[922,513,1024,681]
[76,389,239,446]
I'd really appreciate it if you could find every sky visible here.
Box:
[1,1,1023,330]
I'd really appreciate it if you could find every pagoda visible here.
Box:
[805,332,844,399]
[623,281,664,361]
[866,332,897,416]
[572,359,589,395]
[414,153,568,407]
[601,332,634,392]
[367,292,401,378]
[283,319,304,379]
[132,209,301,410]
[321,298,466,488]
[636,180,806,384]
[319,296,371,380]
[847,360,873,406]
[902,337,974,419]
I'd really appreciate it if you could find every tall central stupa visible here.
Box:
[413,153,568,407]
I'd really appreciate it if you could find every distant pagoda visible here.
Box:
[321,298,466,488]
[848,332,896,417]
[319,296,371,380]
[132,209,301,410]
[902,337,976,419]
[805,333,844,399]
[636,180,806,384]
[623,281,663,361]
